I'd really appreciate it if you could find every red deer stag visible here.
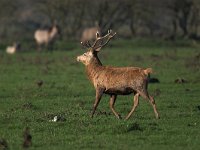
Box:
[77,30,159,120]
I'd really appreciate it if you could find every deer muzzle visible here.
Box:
[76,56,81,62]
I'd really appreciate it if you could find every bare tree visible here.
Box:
[167,0,193,37]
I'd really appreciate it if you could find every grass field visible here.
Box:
[0,39,200,150]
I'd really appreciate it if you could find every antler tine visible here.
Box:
[91,32,102,48]
[80,41,86,48]
[96,31,100,39]
[86,41,92,47]
[81,41,91,49]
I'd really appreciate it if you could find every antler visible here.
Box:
[80,30,116,51]
[80,41,92,48]
[92,30,116,51]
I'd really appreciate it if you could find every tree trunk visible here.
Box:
[129,18,135,36]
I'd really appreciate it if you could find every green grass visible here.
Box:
[0,40,200,150]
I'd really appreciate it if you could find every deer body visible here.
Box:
[85,56,149,96]
[34,24,59,49]
[77,30,159,120]
[6,42,20,54]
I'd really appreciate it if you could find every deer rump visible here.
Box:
[89,66,151,96]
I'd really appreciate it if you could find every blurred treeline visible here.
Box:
[0,0,200,44]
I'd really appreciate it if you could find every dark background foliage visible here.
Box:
[0,0,200,44]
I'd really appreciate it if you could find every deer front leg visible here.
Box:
[91,88,104,118]
[125,93,140,120]
[149,95,160,119]
[109,95,121,119]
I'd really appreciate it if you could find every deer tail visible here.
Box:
[144,68,153,75]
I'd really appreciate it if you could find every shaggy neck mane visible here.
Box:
[86,53,103,82]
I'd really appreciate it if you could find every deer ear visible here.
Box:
[95,47,101,52]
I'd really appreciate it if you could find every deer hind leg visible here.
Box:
[149,95,160,119]
[139,91,160,119]
[125,93,140,120]
[91,88,104,118]
[109,95,121,119]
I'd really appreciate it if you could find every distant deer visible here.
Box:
[34,23,60,50]
[6,42,20,54]
[77,30,159,120]
[81,21,101,43]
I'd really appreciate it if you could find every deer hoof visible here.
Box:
[156,115,160,119]
[117,114,122,119]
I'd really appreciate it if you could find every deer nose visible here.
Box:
[76,56,80,62]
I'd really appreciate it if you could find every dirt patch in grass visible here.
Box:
[174,78,188,84]
[0,138,8,150]
[152,88,161,97]
[112,122,143,134]
[167,102,178,108]
[22,102,35,110]
[134,55,144,62]
[35,80,44,88]
[95,109,112,116]
[196,105,200,111]
[148,122,161,131]
[127,122,143,132]
[150,54,163,62]
[10,102,37,112]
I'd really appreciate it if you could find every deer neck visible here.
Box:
[49,27,57,39]
[86,54,103,83]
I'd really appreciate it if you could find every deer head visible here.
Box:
[77,30,116,66]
